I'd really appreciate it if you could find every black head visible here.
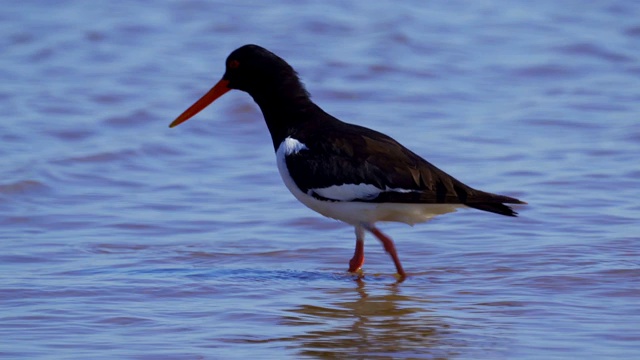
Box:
[222,45,298,94]
[169,44,309,128]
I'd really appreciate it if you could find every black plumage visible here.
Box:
[218,45,524,216]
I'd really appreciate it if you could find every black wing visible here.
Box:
[285,120,524,216]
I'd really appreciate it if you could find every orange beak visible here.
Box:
[169,79,231,128]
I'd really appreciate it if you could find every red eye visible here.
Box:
[228,60,240,69]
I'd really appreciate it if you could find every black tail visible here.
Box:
[466,202,521,216]
[465,193,527,217]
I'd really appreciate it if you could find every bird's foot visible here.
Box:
[348,254,365,273]
[393,272,407,283]
[348,257,364,273]
[348,235,365,273]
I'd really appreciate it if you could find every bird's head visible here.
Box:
[169,44,306,128]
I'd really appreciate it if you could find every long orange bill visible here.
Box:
[169,79,231,128]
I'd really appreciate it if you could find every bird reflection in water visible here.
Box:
[278,280,458,358]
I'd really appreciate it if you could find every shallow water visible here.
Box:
[2,1,639,359]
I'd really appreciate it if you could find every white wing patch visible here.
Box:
[311,183,381,201]
[310,184,419,201]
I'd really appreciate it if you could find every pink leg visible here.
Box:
[348,226,365,272]
[366,225,406,279]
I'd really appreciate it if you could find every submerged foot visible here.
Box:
[348,254,364,273]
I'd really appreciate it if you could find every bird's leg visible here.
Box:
[363,224,406,279]
[348,225,365,273]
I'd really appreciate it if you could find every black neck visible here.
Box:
[249,79,315,150]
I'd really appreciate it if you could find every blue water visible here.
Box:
[2,1,639,359]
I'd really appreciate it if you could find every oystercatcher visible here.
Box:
[170,44,525,279]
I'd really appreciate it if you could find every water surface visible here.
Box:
[1,1,639,359]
